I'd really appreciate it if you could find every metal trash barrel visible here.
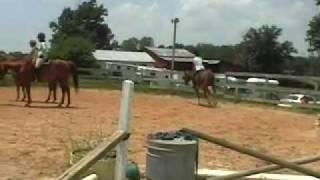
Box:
[146,131,198,180]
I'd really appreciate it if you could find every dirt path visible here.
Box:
[0,87,320,179]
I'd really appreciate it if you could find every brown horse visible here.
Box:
[0,60,28,101]
[36,60,78,107]
[0,59,34,106]
[183,69,217,106]
[0,59,78,107]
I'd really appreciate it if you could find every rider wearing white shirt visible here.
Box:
[193,56,205,71]
[35,33,49,69]
[192,51,205,74]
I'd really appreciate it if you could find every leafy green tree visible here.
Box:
[140,37,154,49]
[307,14,320,54]
[239,25,296,73]
[121,37,139,51]
[0,51,6,61]
[110,40,120,50]
[49,0,114,67]
[50,0,113,50]
[49,36,95,67]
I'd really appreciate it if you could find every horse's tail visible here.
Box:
[69,62,79,93]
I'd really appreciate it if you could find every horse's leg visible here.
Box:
[194,87,201,105]
[53,82,57,102]
[210,85,218,107]
[203,87,212,106]
[25,85,32,107]
[22,86,26,102]
[58,83,65,107]
[206,87,213,106]
[16,84,20,101]
[66,85,71,108]
[45,84,52,103]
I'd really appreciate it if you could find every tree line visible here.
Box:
[1,0,320,76]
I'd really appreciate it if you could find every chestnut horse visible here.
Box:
[36,60,78,106]
[0,59,34,106]
[0,59,78,107]
[183,69,217,107]
[0,59,33,101]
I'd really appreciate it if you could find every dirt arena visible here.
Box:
[1,87,320,179]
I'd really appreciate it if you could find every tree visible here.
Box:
[0,51,6,61]
[49,36,95,67]
[140,37,154,49]
[49,0,114,67]
[50,0,114,49]
[239,25,297,73]
[9,51,26,59]
[121,37,139,51]
[111,40,120,50]
[307,13,320,54]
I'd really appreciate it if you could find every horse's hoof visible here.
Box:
[24,103,30,107]
[57,104,63,108]
[66,104,70,108]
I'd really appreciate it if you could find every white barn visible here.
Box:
[93,50,155,67]
[93,50,173,82]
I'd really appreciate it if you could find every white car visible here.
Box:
[279,94,316,104]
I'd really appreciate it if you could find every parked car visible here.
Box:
[279,94,316,104]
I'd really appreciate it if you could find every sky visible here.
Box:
[0,0,318,56]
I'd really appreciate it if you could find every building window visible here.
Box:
[127,66,131,70]
[165,75,169,79]
[112,72,122,77]
[150,72,156,77]
[117,66,121,70]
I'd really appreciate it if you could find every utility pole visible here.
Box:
[171,17,180,82]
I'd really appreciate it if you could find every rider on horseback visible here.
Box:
[30,33,49,82]
[192,51,205,76]
[30,40,39,66]
[35,32,49,69]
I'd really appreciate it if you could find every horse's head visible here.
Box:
[183,71,193,85]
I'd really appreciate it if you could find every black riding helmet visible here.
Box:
[29,40,37,47]
[37,32,46,42]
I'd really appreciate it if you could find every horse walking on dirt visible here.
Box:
[183,69,217,107]
[0,59,79,107]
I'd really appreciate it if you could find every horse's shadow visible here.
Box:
[0,102,81,109]
[8,100,58,104]
[188,100,218,109]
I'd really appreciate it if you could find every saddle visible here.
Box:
[34,60,52,82]
[193,69,205,79]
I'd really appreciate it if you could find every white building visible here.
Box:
[93,50,173,82]
[93,50,155,67]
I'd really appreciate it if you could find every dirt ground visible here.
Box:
[1,87,320,179]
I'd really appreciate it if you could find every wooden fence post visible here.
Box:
[182,128,320,178]
[115,80,135,180]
